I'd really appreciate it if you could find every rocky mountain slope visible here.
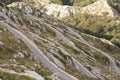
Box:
[6,0,120,19]
[42,0,119,18]
[0,0,120,80]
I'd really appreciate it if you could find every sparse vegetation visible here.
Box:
[0,25,31,61]
[110,34,120,47]
[111,0,120,14]
[0,0,21,5]
[0,25,52,79]
[0,70,35,80]
[60,41,80,54]
[82,33,120,61]
[62,13,120,47]
[73,0,97,7]
[0,1,120,80]
[94,53,109,65]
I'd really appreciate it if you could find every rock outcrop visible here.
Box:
[40,0,119,19]
[41,4,81,19]
[7,0,119,19]
[81,0,119,17]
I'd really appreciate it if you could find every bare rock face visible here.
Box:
[81,0,119,17]
[41,4,79,19]
[40,0,119,19]
[7,0,119,19]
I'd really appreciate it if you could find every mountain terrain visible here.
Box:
[0,0,120,80]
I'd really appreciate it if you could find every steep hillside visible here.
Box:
[0,2,120,80]
[62,13,120,47]
[0,21,52,80]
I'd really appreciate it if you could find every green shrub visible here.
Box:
[0,2,5,7]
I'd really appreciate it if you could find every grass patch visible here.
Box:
[0,70,35,80]
[82,33,120,61]
[94,53,109,65]
[62,13,120,40]
[60,41,80,54]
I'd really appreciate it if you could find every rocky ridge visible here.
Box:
[7,0,120,19]
[40,0,119,18]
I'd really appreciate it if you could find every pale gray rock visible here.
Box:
[13,52,26,58]
[0,40,3,45]
[24,70,44,80]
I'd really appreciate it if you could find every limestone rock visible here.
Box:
[41,0,119,19]
[41,4,77,19]
[13,51,26,58]
[81,0,119,17]
[7,0,119,19]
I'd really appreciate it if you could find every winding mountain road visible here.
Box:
[63,25,120,75]
[28,31,97,78]
[23,14,98,78]
[0,11,97,78]
[0,21,78,80]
